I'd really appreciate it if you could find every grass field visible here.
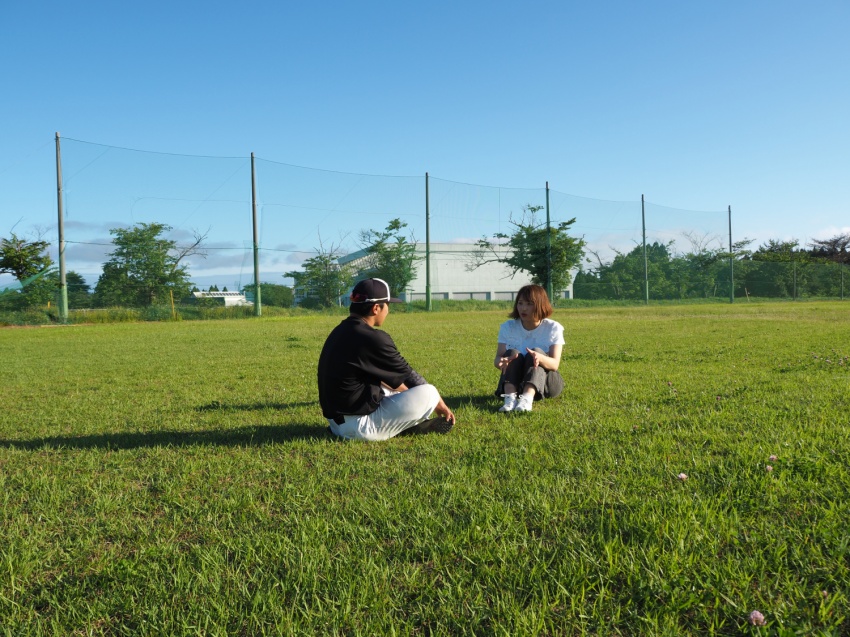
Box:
[1,302,848,635]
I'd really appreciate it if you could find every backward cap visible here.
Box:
[350,278,403,304]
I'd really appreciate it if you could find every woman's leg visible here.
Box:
[520,348,548,398]
[499,348,524,395]
[515,349,552,411]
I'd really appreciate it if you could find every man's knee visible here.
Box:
[418,383,440,408]
[399,383,439,414]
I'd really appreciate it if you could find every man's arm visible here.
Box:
[434,395,455,423]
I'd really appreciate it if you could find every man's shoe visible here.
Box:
[499,393,518,412]
[411,416,453,434]
[514,394,534,412]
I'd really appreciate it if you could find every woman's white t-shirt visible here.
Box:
[497,318,565,353]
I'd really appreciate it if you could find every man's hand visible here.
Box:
[435,397,455,424]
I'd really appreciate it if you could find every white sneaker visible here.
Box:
[499,393,518,412]
[514,394,534,412]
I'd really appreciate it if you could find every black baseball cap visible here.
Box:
[349,278,403,304]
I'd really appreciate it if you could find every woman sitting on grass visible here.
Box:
[494,284,564,413]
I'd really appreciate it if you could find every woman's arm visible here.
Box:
[494,343,518,371]
[525,344,563,371]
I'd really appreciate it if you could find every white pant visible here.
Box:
[328,384,440,441]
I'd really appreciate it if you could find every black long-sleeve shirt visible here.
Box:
[317,315,425,419]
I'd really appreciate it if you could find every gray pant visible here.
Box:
[495,348,564,401]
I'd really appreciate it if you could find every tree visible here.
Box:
[243,282,294,308]
[0,232,55,308]
[808,233,850,264]
[44,270,91,309]
[357,218,419,297]
[285,240,355,308]
[740,239,809,298]
[93,223,206,307]
[66,272,92,309]
[469,205,586,294]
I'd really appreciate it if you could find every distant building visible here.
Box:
[192,291,253,307]
[337,243,573,303]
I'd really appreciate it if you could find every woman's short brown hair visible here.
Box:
[509,284,553,322]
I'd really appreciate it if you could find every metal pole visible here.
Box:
[545,182,552,300]
[251,152,262,316]
[55,133,68,322]
[728,205,734,304]
[642,194,648,304]
[425,172,431,311]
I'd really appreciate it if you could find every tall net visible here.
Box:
[571,197,734,300]
[253,159,422,285]
[60,139,252,294]
[42,138,845,307]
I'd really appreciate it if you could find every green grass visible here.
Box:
[1,302,848,635]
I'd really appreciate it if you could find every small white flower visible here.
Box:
[766,465,773,472]
[677,473,688,481]
[769,455,778,461]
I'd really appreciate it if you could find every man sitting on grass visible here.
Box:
[318,278,456,441]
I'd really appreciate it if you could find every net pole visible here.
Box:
[642,194,648,304]
[728,205,734,304]
[251,153,262,316]
[55,132,68,322]
[545,182,552,300]
[425,172,431,311]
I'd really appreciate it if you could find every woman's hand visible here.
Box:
[496,350,519,373]
[525,345,563,371]
[525,347,543,368]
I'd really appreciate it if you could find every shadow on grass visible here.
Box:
[451,394,501,410]
[1,396,482,451]
[0,423,330,451]
[194,400,317,412]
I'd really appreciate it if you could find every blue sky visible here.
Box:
[2,0,848,288]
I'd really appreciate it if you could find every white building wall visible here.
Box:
[341,243,573,302]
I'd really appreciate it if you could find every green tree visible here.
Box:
[576,237,756,301]
[66,272,92,309]
[576,242,683,300]
[44,270,91,309]
[243,282,294,308]
[742,239,808,298]
[357,218,419,298]
[285,241,355,308]
[93,223,206,307]
[0,232,55,308]
[808,233,850,264]
[470,205,586,295]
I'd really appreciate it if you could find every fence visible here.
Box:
[575,257,847,301]
[18,135,840,318]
